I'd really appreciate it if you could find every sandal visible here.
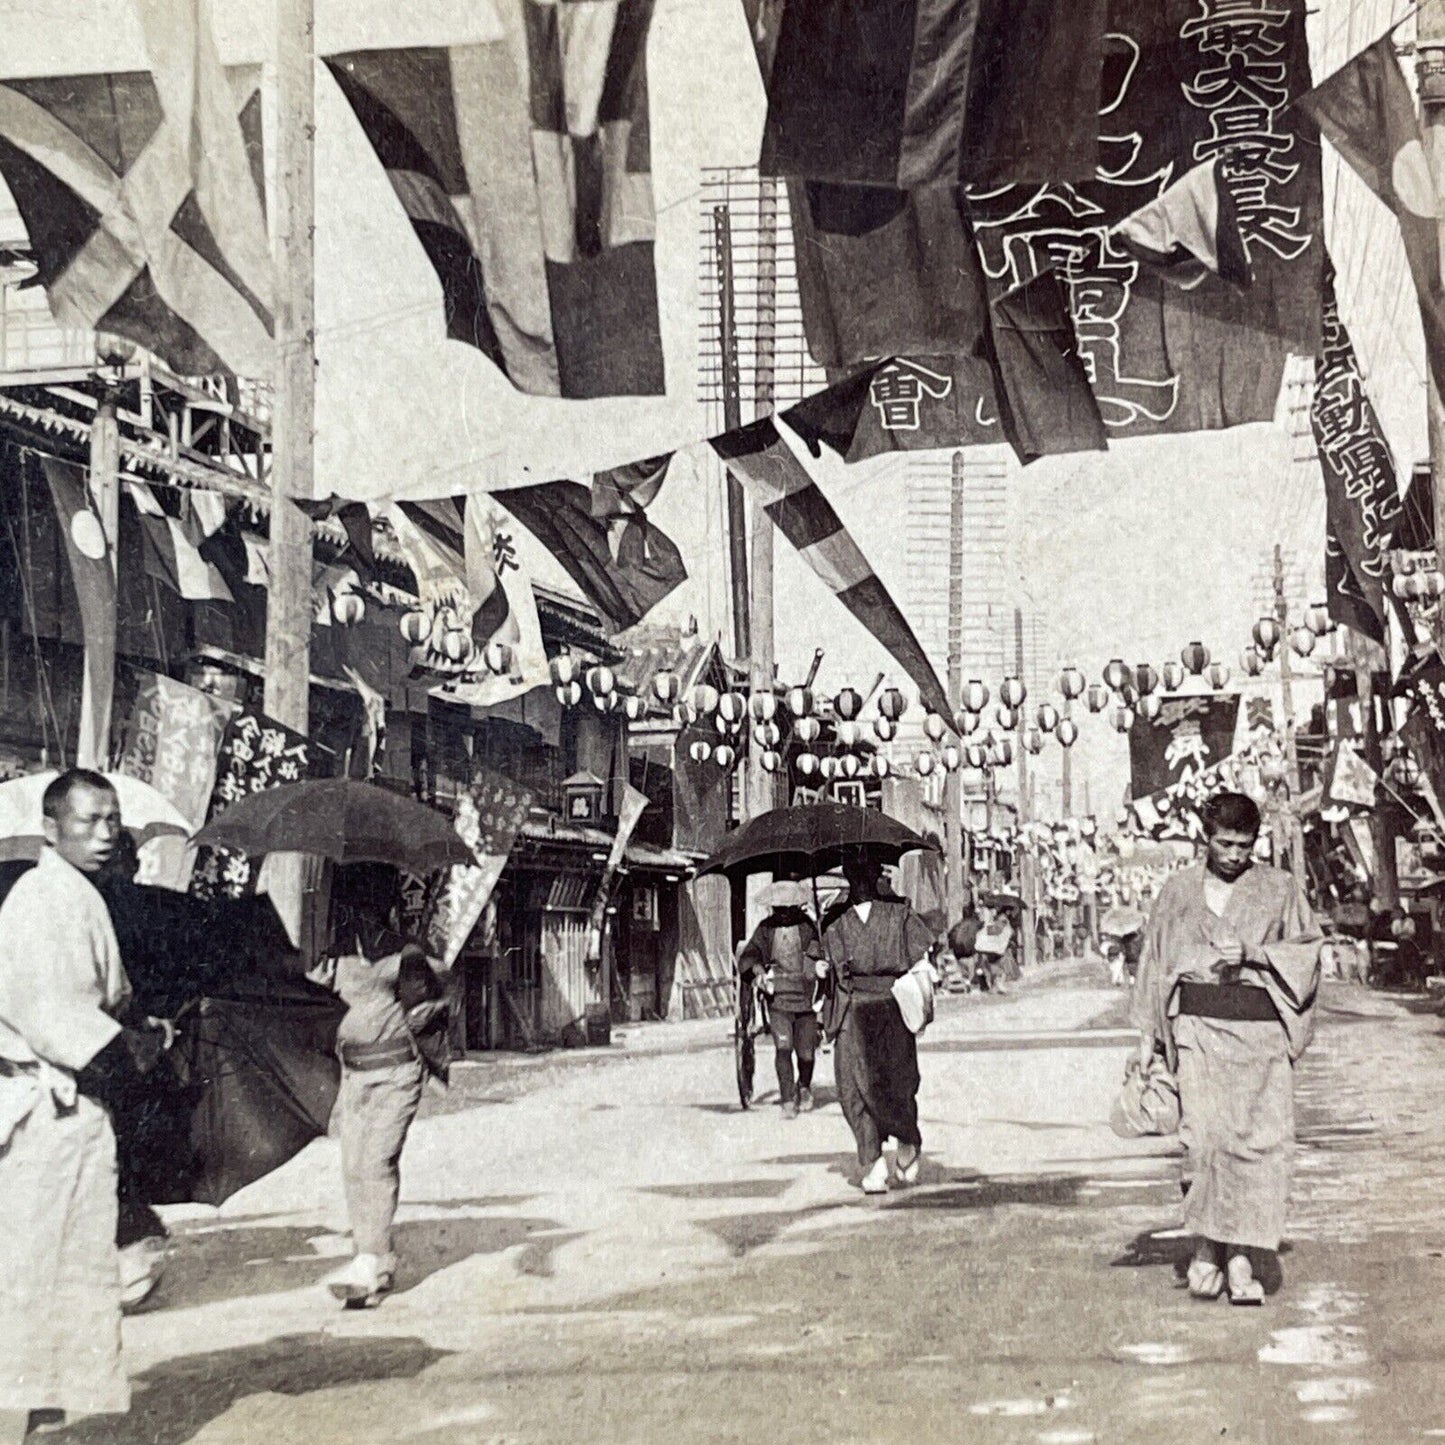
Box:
[892,1146,921,1187]
[1226,1258,1264,1306]
[1186,1258,1225,1299]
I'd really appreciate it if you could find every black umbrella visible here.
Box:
[192,779,472,872]
[696,802,938,878]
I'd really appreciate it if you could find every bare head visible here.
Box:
[42,769,121,874]
[1200,790,1261,883]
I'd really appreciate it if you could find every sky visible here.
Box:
[0,0,1426,817]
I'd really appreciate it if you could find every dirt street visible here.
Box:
[54,966,1445,1444]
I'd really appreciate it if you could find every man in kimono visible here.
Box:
[1133,791,1321,1305]
[0,771,152,1438]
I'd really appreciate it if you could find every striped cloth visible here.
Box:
[710,418,951,719]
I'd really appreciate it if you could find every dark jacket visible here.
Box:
[739,907,820,1013]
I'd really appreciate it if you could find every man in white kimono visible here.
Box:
[1133,791,1321,1306]
[0,771,142,1439]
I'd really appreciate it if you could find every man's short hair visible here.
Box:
[1200,790,1261,839]
[42,768,116,821]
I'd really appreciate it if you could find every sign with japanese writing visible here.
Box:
[118,673,235,827]
[1129,693,1241,799]
[968,0,1322,438]
[191,708,311,899]
[428,769,534,966]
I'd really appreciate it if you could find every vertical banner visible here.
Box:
[191,709,311,898]
[1128,693,1241,798]
[586,783,651,962]
[427,770,534,966]
[968,0,1323,438]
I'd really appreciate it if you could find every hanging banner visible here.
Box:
[190,708,312,899]
[118,674,235,827]
[1129,692,1241,799]
[1313,265,1402,645]
[968,0,1323,438]
[427,769,534,966]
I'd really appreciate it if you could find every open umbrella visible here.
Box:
[192,779,473,872]
[0,770,191,863]
[696,802,938,878]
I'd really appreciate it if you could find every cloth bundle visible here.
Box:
[891,959,938,1035]
[1108,1053,1180,1138]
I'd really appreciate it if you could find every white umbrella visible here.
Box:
[0,771,192,864]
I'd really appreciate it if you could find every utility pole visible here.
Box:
[77,382,120,769]
[1273,544,1309,892]
[1060,730,1073,817]
[1015,606,1036,970]
[943,451,966,926]
[744,180,778,824]
[264,0,316,944]
[713,204,751,665]
[1416,1,1445,573]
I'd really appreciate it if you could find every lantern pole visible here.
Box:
[1272,544,1308,891]
[713,204,751,665]
[944,451,967,926]
[1015,606,1037,970]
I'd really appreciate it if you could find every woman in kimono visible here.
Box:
[818,853,936,1194]
[1132,791,1321,1305]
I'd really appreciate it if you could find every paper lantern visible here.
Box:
[836,719,862,748]
[796,752,819,776]
[839,753,861,778]
[1252,616,1281,654]
[785,686,814,717]
[1180,641,1210,675]
[652,670,680,705]
[551,652,580,686]
[1085,683,1109,714]
[923,711,947,742]
[483,640,512,675]
[595,690,623,714]
[1112,705,1135,733]
[1241,646,1264,677]
[333,591,365,627]
[713,744,737,769]
[688,738,713,764]
[819,755,840,780]
[995,705,1018,731]
[1394,573,1419,600]
[795,716,821,745]
[691,683,720,716]
[1138,694,1162,721]
[1057,665,1086,700]
[1304,602,1332,636]
[760,749,783,773]
[622,694,648,721]
[1118,682,1139,708]
[873,717,897,743]
[440,628,472,665]
[400,610,431,647]
[750,691,779,723]
[1134,663,1159,696]
[878,686,907,721]
[1056,718,1079,748]
[717,691,748,727]
[965,742,988,770]
[1161,659,1186,692]
[1289,626,1316,657]
[585,665,615,699]
[1035,703,1060,733]
[955,710,982,736]
[1022,727,1044,755]
[1424,571,1445,599]
[871,754,892,779]
[961,679,990,714]
[941,743,962,772]
[752,721,782,748]
[915,751,936,777]
[1103,658,1130,692]
[989,736,1014,768]
[833,687,864,720]
[999,675,1027,709]
[555,680,583,707]
[1207,661,1231,689]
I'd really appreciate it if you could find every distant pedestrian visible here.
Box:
[0,770,169,1440]
[946,906,980,992]
[975,904,1015,992]
[818,854,934,1194]
[1133,792,1322,1305]
[314,898,450,1308]
[738,884,822,1117]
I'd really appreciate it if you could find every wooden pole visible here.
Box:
[1015,606,1036,970]
[265,0,316,944]
[77,385,120,769]
[944,452,966,924]
[1417,2,1445,589]
[1273,544,1309,892]
[713,204,750,664]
